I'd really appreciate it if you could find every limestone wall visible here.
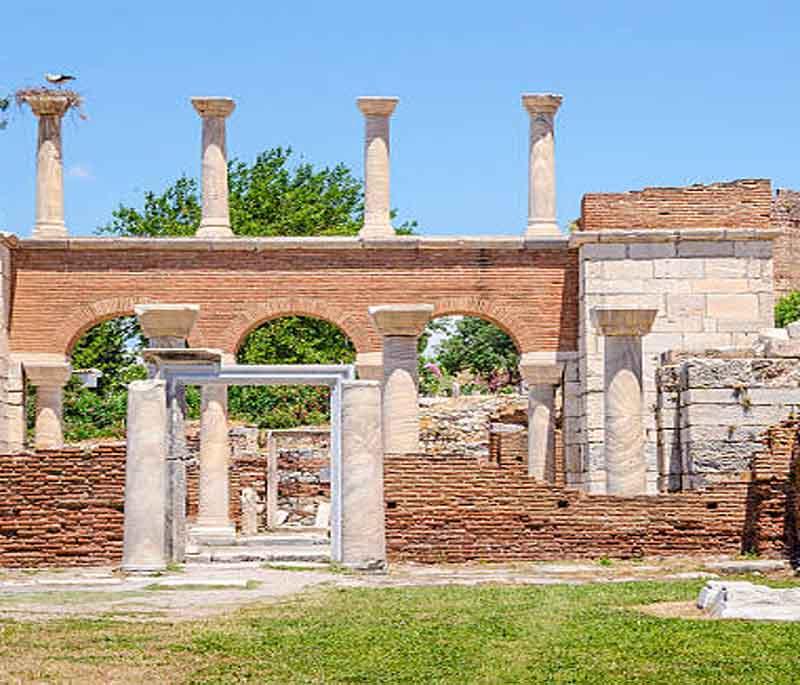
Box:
[575,231,775,494]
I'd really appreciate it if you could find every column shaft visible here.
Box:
[34,385,64,449]
[340,380,385,569]
[195,384,235,538]
[528,385,556,481]
[382,335,420,453]
[357,97,398,238]
[35,114,66,237]
[122,379,168,572]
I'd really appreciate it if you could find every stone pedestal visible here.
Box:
[357,97,399,238]
[122,379,168,573]
[369,304,433,453]
[24,361,71,450]
[519,354,564,482]
[191,97,236,238]
[20,93,71,239]
[592,307,657,496]
[521,93,563,237]
[340,380,385,570]
[193,384,236,542]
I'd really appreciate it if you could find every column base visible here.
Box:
[121,562,167,574]
[196,223,234,238]
[189,523,237,545]
[359,223,396,239]
[32,222,68,239]
[525,220,561,237]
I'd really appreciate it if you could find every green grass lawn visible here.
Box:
[1,580,799,684]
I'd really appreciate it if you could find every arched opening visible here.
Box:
[418,315,521,397]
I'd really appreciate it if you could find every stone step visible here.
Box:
[186,546,331,564]
[193,534,329,548]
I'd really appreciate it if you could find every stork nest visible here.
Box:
[15,87,86,119]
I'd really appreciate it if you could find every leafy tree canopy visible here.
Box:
[775,292,800,328]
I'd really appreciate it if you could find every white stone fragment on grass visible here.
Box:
[698,581,800,621]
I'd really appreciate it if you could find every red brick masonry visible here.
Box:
[0,421,797,567]
[580,179,772,231]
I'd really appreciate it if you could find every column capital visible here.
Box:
[521,93,563,116]
[591,306,658,337]
[191,97,236,119]
[357,96,399,117]
[355,351,383,381]
[24,361,71,387]
[369,304,433,337]
[518,354,564,385]
[135,304,200,346]
[20,92,72,118]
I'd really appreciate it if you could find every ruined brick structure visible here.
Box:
[3,90,800,568]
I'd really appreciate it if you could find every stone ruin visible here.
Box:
[0,89,798,570]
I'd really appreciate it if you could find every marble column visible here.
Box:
[194,383,235,541]
[518,355,564,482]
[521,93,563,237]
[122,379,168,573]
[357,96,399,238]
[24,361,71,449]
[340,380,385,570]
[191,97,236,238]
[592,307,657,496]
[368,304,433,453]
[21,93,71,238]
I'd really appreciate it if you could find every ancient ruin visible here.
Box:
[0,90,799,571]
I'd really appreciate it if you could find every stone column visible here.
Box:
[191,97,236,238]
[193,383,236,541]
[357,96,399,238]
[24,361,71,449]
[355,351,383,381]
[265,431,278,530]
[122,379,168,572]
[368,304,433,453]
[20,93,71,238]
[340,380,385,570]
[592,307,657,496]
[521,93,563,237]
[518,354,564,482]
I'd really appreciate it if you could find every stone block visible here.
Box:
[691,278,750,294]
[581,243,626,260]
[733,241,772,258]
[628,243,676,259]
[677,241,734,258]
[653,258,704,279]
[603,260,654,280]
[703,258,748,279]
[706,294,759,320]
[680,332,733,350]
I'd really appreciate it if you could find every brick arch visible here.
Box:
[220,298,370,355]
[57,296,210,354]
[430,297,524,351]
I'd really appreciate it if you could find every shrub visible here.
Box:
[775,291,800,327]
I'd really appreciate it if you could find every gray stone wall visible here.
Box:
[0,240,23,453]
[576,232,775,494]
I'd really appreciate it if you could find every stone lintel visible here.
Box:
[571,228,781,247]
[135,304,200,342]
[191,97,235,118]
[24,360,72,387]
[357,96,399,117]
[592,307,658,337]
[521,93,563,115]
[369,304,434,337]
[142,348,223,365]
[20,93,71,117]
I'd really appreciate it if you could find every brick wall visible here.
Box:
[0,444,125,567]
[384,421,799,563]
[580,179,772,231]
[772,188,800,298]
[8,243,579,356]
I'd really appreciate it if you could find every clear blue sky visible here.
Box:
[2,1,799,237]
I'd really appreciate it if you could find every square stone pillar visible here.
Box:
[192,97,236,238]
[23,360,71,449]
[19,93,71,239]
[357,96,399,238]
[122,379,168,573]
[592,307,657,496]
[340,380,385,570]
[519,353,564,482]
[368,304,433,453]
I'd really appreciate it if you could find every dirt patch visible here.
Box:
[634,600,711,620]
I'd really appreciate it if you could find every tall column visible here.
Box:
[191,97,236,238]
[24,361,71,449]
[518,354,563,482]
[21,93,71,238]
[521,93,563,237]
[340,380,385,570]
[194,383,236,541]
[592,307,657,496]
[357,96,399,238]
[122,379,168,572]
[369,304,433,453]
